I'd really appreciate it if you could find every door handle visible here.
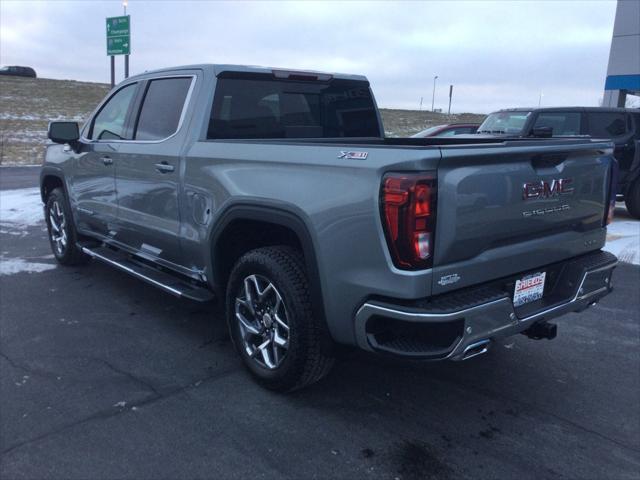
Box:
[101,156,113,166]
[155,162,175,173]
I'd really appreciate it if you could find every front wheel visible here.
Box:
[45,188,90,265]
[624,179,640,220]
[226,246,334,392]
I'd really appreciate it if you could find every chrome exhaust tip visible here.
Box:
[461,339,491,360]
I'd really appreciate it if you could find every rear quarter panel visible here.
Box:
[182,141,442,344]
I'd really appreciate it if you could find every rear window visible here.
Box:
[207,76,380,139]
[135,77,192,141]
[532,112,581,136]
[587,112,628,138]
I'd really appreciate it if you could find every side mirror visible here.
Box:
[48,122,80,149]
[531,126,553,138]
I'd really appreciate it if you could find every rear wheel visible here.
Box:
[226,246,334,391]
[45,188,90,265]
[625,179,640,219]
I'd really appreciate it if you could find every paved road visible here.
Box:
[0,166,40,190]
[1,167,639,479]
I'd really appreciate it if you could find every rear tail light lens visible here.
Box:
[380,172,437,270]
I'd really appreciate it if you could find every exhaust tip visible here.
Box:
[461,339,491,360]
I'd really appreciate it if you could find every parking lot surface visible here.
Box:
[1,167,639,480]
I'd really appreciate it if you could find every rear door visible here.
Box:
[113,74,195,269]
[586,111,635,179]
[72,82,138,236]
[432,140,613,294]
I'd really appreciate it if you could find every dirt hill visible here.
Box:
[0,76,486,165]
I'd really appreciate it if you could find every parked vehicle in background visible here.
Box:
[411,123,480,137]
[0,65,36,78]
[41,65,618,391]
[478,107,640,218]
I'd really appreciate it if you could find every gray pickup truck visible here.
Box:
[41,64,618,391]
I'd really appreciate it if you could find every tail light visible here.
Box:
[380,172,437,270]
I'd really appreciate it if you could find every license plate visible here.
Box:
[513,271,546,307]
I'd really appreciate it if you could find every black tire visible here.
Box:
[44,188,90,265]
[226,246,334,392]
[624,179,640,220]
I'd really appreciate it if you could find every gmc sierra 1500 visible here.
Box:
[42,64,618,391]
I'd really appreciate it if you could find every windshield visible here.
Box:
[478,111,531,134]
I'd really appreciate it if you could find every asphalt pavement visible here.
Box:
[1,166,639,480]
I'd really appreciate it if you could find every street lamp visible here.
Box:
[123,0,128,14]
[431,75,438,112]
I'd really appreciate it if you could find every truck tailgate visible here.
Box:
[432,140,613,295]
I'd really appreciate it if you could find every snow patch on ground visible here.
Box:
[0,256,56,275]
[604,218,640,265]
[0,188,56,275]
[0,188,44,236]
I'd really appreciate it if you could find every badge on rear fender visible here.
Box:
[338,151,368,160]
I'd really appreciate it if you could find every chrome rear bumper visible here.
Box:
[354,251,617,360]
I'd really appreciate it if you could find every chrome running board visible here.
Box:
[81,245,214,302]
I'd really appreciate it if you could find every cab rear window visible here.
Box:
[207,75,380,139]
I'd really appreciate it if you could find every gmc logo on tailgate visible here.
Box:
[523,178,574,200]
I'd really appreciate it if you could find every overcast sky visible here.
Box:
[1,0,618,113]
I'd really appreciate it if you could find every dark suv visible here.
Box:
[0,65,37,78]
[478,107,640,218]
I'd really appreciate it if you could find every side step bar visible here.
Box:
[81,245,215,303]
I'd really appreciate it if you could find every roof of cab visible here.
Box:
[126,64,368,82]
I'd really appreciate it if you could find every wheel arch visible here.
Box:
[40,167,66,203]
[209,203,327,333]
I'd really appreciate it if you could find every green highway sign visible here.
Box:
[106,15,130,56]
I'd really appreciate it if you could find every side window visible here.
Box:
[532,113,581,136]
[587,113,628,138]
[134,77,192,140]
[90,84,137,140]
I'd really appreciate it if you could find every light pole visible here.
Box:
[123,0,129,79]
[431,75,438,112]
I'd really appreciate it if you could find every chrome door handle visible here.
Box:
[155,162,175,173]
[101,156,113,166]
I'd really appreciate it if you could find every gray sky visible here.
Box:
[1,0,617,113]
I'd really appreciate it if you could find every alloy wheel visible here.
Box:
[235,274,290,369]
[48,200,67,256]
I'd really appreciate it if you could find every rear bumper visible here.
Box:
[354,250,617,360]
